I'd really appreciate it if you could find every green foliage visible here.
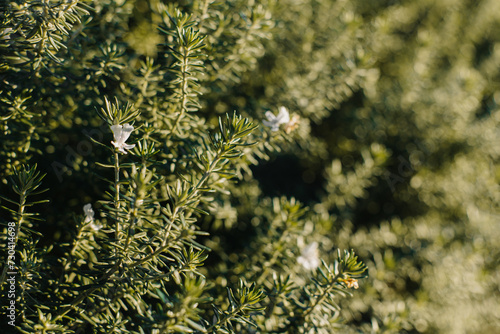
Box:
[2,0,499,333]
[1,2,367,333]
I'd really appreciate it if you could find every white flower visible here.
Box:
[263,106,290,131]
[83,203,102,231]
[111,123,135,154]
[83,203,94,223]
[297,242,320,271]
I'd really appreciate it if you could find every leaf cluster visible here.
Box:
[0,1,375,333]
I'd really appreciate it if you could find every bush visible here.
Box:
[1,0,499,333]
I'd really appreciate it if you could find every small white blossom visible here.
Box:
[111,123,135,154]
[83,203,94,223]
[83,203,102,231]
[297,242,320,271]
[263,106,290,131]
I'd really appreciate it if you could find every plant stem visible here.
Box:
[131,151,222,268]
[0,193,25,288]
[278,272,342,333]
[54,262,121,322]
[56,226,85,289]
[303,274,341,319]
[166,40,190,140]
[206,304,244,333]
[114,151,120,249]
[256,230,288,285]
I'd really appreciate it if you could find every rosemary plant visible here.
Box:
[4,0,496,333]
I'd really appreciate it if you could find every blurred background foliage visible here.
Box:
[1,0,499,333]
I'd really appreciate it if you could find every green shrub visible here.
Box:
[1,0,499,333]
[0,1,367,333]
